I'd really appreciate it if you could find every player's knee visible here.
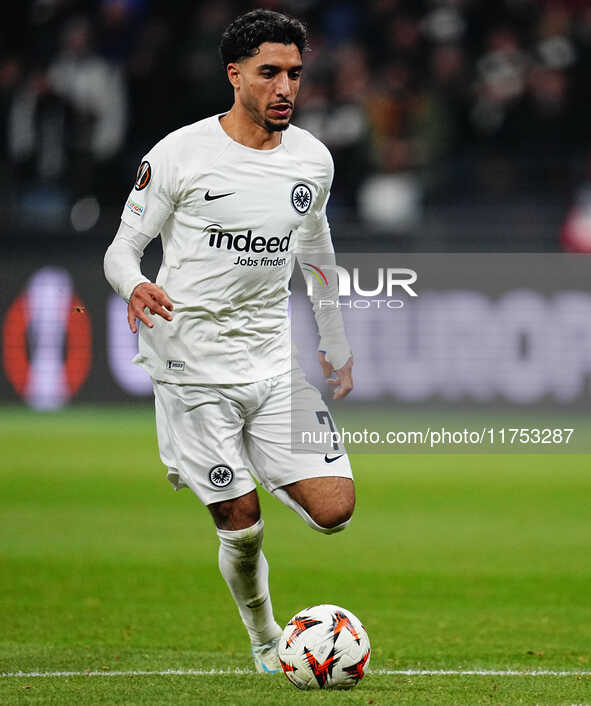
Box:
[208,490,260,531]
[312,516,352,535]
[309,504,354,534]
[273,484,354,535]
[304,482,355,533]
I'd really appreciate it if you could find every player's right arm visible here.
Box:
[104,221,174,333]
[104,137,180,332]
[127,282,173,334]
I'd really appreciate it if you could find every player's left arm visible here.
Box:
[318,351,353,400]
[295,149,353,399]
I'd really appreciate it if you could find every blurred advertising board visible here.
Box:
[0,242,156,408]
[293,253,591,408]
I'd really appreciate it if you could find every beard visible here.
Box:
[241,94,293,133]
[263,118,290,132]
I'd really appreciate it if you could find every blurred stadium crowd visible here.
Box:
[2,0,591,249]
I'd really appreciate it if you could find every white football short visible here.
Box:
[152,368,352,506]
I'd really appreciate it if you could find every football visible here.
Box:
[278,604,370,690]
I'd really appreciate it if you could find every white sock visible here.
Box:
[217,519,281,646]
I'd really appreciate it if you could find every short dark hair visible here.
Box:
[219,9,308,67]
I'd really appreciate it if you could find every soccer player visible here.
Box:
[104,9,354,673]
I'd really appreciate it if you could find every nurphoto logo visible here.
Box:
[302,263,419,309]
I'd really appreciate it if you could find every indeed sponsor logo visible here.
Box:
[204,224,292,253]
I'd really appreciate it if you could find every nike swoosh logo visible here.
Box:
[324,454,344,463]
[204,190,235,201]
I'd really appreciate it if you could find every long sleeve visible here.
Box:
[296,236,352,371]
[104,220,155,301]
[295,156,351,370]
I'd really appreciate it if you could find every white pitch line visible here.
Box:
[0,669,252,678]
[1,668,590,679]
[374,669,591,677]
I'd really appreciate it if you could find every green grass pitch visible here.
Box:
[1,406,590,705]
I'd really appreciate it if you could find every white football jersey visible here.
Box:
[118,114,335,384]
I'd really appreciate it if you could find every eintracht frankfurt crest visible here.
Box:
[209,465,234,488]
[291,183,312,214]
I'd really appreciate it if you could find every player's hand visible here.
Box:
[318,352,353,400]
[128,282,174,333]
